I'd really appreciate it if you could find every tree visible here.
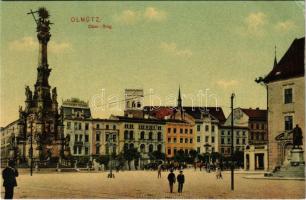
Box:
[189,149,198,163]
[96,155,110,169]
[174,150,187,164]
[149,151,166,163]
[211,152,221,163]
[123,148,140,170]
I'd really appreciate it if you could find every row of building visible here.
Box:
[0,8,304,172]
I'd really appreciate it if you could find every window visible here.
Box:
[174,128,177,134]
[205,125,209,131]
[180,138,183,143]
[197,136,201,142]
[205,136,209,142]
[212,125,215,132]
[221,147,224,154]
[228,131,231,136]
[190,138,193,143]
[261,124,265,130]
[96,134,100,141]
[256,133,259,140]
[284,88,292,104]
[129,131,134,140]
[67,122,71,129]
[189,129,193,134]
[74,122,77,130]
[96,146,100,154]
[149,144,153,153]
[85,123,89,130]
[242,131,246,136]
[113,135,117,142]
[168,137,171,143]
[78,147,82,154]
[75,134,78,142]
[85,147,89,155]
[79,123,82,130]
[158,126,161,130]
[168,128,171,133]
[212,147,215,152]
[174,138,177,143]
[96,124,100,129]
[227,138,230,144]
[211,136,215,143]
[73,146,77,154]
[185,129,188,134]
[105,134,109,142]
[180,128,183,134]
[236,131,239,137]
[79,135,83,141]
[157,144,162,152]
[242,138,246,144]
[149,132,153,140]
[113,125,116,130]
[158,132,162,141]
[256,124,259,129]
[106,125,109,130]
[197,147,200,153]
[236,138,239,144]
[285,116,293,131]
[140,131,145,140]
[124,131,129,139]
[197,125,201,131]
[168,148,171,155]
[251,132,254,140]
[221,130,224,136]
[221,138,224,144]
[185,138,188,143]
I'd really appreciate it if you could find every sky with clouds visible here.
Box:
[0,1,305,126]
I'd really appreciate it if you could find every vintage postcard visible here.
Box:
[0,1,305,199]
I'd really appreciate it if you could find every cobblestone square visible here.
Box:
[1,169,305,199]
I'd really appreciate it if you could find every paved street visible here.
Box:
[1,169,305,199]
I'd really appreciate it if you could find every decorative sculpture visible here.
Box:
[292,124,303,149]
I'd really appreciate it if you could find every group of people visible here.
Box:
[167,169,185,193]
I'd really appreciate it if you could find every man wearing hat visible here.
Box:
[177,170,185,193]
[167,169,176,193]
[2,160,19,199]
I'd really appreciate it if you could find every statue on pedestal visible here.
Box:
[292,124,303,149]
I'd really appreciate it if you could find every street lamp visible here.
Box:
[230,93,235,191]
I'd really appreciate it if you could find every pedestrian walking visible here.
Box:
[167,169,176,193]
[216,167,223,179]
[157,165,162,178]
[177,170,185,193]
[2,160,19,199]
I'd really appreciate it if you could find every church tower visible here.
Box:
[18,8,64,164]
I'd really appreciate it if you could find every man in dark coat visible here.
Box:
[2,160,19,199]
[167,169,176,193]
[177,170,185,193]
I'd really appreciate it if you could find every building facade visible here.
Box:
[260,37,305,171]
[165,120,195,158]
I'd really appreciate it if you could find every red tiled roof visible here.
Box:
[143,106,226,123]
[263,37,305,83]
[241,108,267,121]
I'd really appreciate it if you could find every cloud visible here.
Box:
[115,7,166,25]
[144,7,166,22]
[8,37,71,53]
[275,20,296,32]
[115,10,140,25]
[8,36,36,51]
[160,42,192,58]
[216,80,239,89]
[238,12,267,37]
